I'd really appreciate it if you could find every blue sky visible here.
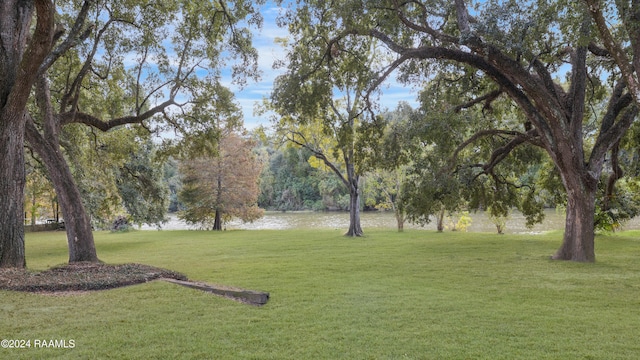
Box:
[229,3,420,130]
[228,4,287,129]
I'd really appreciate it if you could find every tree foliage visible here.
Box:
[359,102,417,232]
[115,140,169,228]
[0,0,265,267]
[256,144,351,211]
[271,9,394,236]
[275,0,640,261]
[179,133,263,230]
[400,72,548,233]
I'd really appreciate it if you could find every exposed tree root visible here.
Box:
[0,262,269,306]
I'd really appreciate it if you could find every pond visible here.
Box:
[141,209,640,234]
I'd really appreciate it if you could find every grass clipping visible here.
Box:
[0,262,187,293]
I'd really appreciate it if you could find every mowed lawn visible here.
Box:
[3,228,640,359]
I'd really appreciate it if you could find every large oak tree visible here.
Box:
[0,0,263,267]
[277,0,638,261]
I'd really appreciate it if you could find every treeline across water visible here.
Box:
[256,145,351,212]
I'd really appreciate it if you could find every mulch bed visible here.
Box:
[0,262,269,305]
[0,262,187,293]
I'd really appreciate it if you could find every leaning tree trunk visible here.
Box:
[0,113,27,268]
[45,157,99,263]
[25,120,99,263]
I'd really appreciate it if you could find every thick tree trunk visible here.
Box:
[552,183,597,262]
[0,114,27,268]
[549,148,599,262]
[0,0,53,268]
[26,120,99,263]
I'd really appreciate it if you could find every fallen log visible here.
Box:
[161,278,269,306]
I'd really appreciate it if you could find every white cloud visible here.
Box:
[230,4,289,129]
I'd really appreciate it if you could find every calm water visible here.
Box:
[141,208,640,234]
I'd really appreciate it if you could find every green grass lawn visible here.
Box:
[2,229,640,359]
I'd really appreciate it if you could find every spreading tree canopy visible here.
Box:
[276,0,639,261]
[0,0,263,267]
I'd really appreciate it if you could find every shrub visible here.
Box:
[111,216,130,232]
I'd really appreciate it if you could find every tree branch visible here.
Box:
[6,0,54,112]
[603,140,623,212]
[451,129,537,162]
[568,42,588,137]
[453,89,503,113]
[589,104,638,171]
[588,42,610,57]
[285,132,350,189]
[38,0,93,76]
[391,0,458,44]
[531,58,561,105]
[586,0,640,103]
[363,30,558,152]
[454,0,472,35]
[60,17,115,112]
[60,99,176,132]
[482,133,531,174]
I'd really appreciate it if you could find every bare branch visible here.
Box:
[454,0,471,35]
[60,17,115,112]
[60,99,176,132]
[38,0,93,75]
[567,19,590,136]
[452,129,531,161]
[453,89,503,113]
[590,104,638,170]
[602,140,623,211]
[392,0,458,44]
[285,132,350,189]
[531,58,561,104]
[482,134,530,174]
[586,0,640,102]
[588,42,610,57]
[6,0,54,111]
[451,128,542,180]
